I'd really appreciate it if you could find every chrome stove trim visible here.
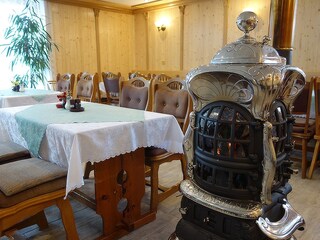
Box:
[261,121,277,205]
[186,65,305,121]
[180,179,263,219]
[183,111,195,178]
[256,199,305,239]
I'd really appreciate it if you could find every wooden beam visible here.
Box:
[132,0,209,14]
[45,0,207,15]
[46,0,133,14]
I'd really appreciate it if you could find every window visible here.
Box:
[0,0,47,90]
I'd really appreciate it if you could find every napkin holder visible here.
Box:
[70,99,84,112]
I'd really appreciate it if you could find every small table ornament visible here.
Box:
[56,92,66,108]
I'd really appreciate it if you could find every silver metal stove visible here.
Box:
[172,11,305,240]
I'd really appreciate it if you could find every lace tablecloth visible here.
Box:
[0,103,184,195]
[0,89,60,108]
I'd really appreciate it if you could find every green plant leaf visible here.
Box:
[2,0,58,88]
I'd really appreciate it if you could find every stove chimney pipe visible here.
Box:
[269,0,298,65]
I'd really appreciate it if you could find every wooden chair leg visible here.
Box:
[180,156,187,180]
[83,162,93,179]
[56,198,79,240]
[150,162,160,212]
[36,210,49,230]
[308,140,320,179]
[4,210,49,232]
[301,139,307,178]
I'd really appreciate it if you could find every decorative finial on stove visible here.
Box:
[236,11,258,35]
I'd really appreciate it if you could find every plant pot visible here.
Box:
[12,85,20,92]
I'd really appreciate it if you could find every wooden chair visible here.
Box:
[83,76,151,179]
[0,158,79,239]
[102,72,121,105]
[129,71,155,81]
[308,76,320,178]
[83,71,120,178]
[153,73,172,83]
[145,78,192,212]
[56,73,75,95]
[291,77,316,178]
[0,141,49,234]
[120,76,151,110]
[47,80,57,91]
[75,72,100,103]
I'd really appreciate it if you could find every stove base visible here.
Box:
[172,218,269,240]
[168,225,297,240]
[177,196,268,240]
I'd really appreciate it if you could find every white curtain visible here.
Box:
[0,0,46,90]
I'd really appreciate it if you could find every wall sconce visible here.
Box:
[155,18,169,32]
[157,24,166,31]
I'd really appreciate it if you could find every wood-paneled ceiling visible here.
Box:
[46,0,202,13]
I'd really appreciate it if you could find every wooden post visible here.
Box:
[179,5,185,71]
[269,0,298,64]
[94,9,102,78]
[144,12,150,70]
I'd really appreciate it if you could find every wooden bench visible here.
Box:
[0,158,79,239]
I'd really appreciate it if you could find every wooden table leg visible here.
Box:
[94,148,156,240]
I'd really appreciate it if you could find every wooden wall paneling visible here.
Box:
[148,8,181,71]
[293,0,320,78]
[99,11,135,80]
[45,0,320,83]
[183,0,225,71]
[45,2,98,79]
[134,13,148,71]
[226,0,271,43]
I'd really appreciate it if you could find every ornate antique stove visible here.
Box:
[170,12,305,240]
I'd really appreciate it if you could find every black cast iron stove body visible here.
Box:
[171,12,305,240]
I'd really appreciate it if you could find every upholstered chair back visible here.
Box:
[101,72,121,104]
[102,72,121,93]
[120,77,151,110]
[151,78,192,133]
[154,88,189,119]
[76,72,100,102]
[56,73,75,93]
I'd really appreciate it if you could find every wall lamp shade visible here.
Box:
[157,24,166,31]
[155,18,169,32]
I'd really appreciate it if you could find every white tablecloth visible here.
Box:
[0,89,60,108]
[0,103,184,195]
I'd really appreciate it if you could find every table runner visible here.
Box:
[15,103,144,156]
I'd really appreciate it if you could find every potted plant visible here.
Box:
[2,0,58,89]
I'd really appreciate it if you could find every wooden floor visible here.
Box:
[1,157,320,240]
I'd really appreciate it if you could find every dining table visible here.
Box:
[0,102,184,239]
[0,88,60,108]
